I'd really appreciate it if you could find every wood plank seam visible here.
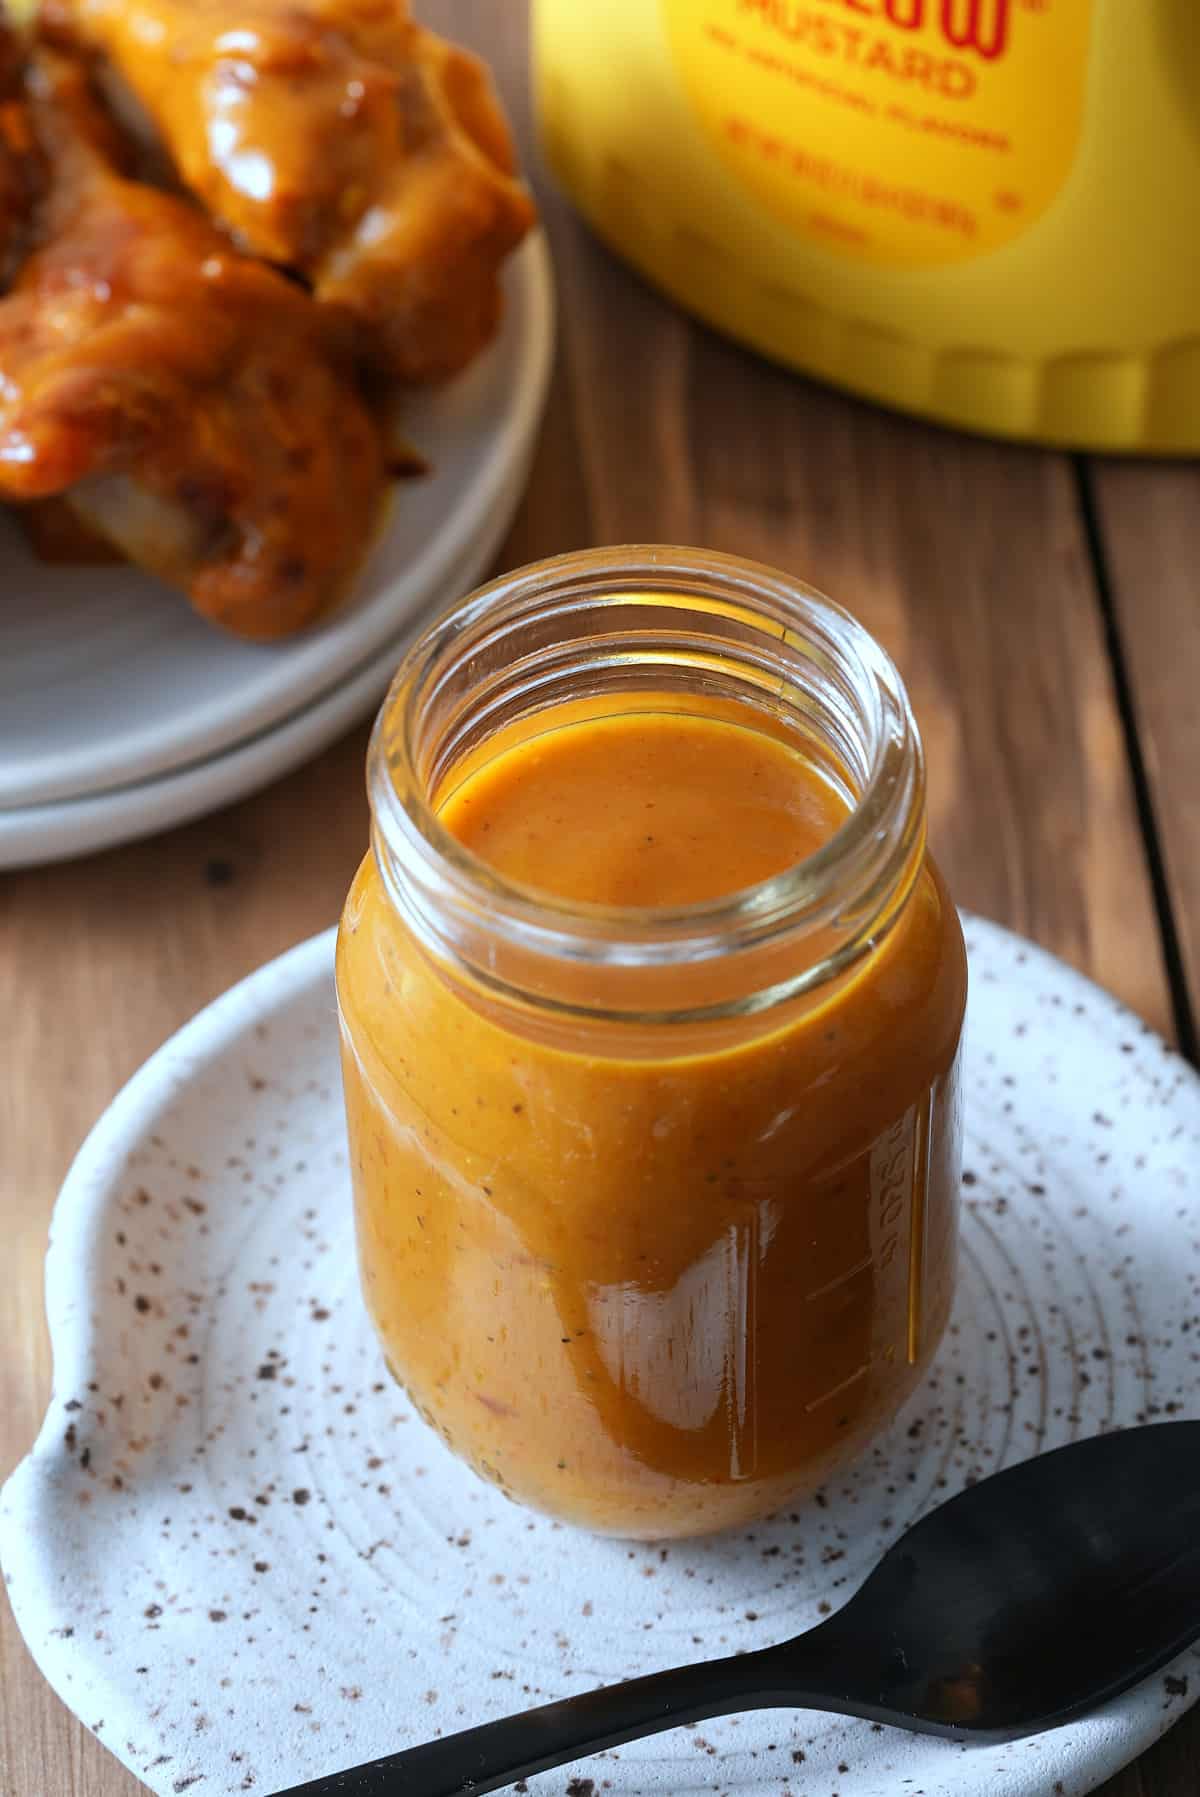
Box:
[1072,457,1199,1066]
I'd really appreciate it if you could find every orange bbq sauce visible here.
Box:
[337,704,966,1538]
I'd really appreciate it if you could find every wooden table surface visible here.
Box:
[2,5,1197,1794]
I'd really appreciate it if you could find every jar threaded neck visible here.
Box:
[368,546,925,1024]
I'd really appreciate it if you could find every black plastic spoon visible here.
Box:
[275,1422,1200,1796]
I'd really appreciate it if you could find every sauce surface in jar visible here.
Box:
[338,670,966,1538]
[444,708,845,904]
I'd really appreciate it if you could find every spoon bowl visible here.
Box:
[276,1422,1200,1796]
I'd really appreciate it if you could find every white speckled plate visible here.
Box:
[0,231,553,812]
[3,917,1199,1797]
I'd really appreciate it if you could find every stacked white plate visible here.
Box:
[0,234,555,869]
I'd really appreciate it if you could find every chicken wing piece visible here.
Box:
[0,52,387,639]
[318,22,538,382]
[43,0,536,380]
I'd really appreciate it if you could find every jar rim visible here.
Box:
[367,546,926,1008]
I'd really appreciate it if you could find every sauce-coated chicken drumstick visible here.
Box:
[44,0,536,380]
[0,50,387,639]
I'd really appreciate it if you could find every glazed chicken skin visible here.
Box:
[0,52,386,639]
[46,0,536,380]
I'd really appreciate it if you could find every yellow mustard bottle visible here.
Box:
[533,0,1200,452]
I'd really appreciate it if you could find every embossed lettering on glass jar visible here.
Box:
[336,548,967,1540]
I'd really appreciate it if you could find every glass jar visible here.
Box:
[336,547,967,1540]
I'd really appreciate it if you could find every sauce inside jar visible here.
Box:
[337,691,966,1539]
[444,708,845,904]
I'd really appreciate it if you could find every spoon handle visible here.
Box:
[271,1646,790,1796]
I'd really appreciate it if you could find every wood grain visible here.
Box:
[1088,461,1200,1044]
[0,3,1191,1794]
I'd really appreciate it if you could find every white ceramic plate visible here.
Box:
[2,917,1198,1797]
[0,232,554,811]
[0,442,535,869]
